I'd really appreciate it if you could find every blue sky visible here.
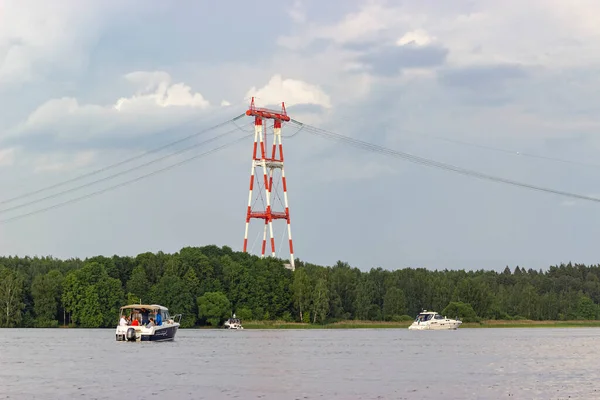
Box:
[1,0,600,272]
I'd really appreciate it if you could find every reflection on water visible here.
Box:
[0,327,599,399]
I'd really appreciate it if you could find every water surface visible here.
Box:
[1,327,599,399]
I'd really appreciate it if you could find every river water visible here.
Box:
[0,327,599,399]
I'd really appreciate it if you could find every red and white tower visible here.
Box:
[242,97,295,270]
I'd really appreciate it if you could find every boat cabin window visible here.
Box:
[416,313,433,321]
[434,314,444,319]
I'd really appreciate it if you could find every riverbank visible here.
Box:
[239,319,600,329]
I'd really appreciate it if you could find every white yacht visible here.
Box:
[115,304,182,342]
[224,314,243,330]
[408,310,462,330]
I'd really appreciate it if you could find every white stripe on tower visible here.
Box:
[243,117,262,252]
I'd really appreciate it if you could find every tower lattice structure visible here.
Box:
[242,97,295,271]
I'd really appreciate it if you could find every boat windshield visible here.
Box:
[434,314,444,319]
[415,313,433,322]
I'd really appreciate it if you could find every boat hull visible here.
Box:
[408,320,462,330]
[141,325,179,341]
[115,323,179,342]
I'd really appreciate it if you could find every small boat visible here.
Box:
[408,310,462,330]
[115,304,181,342]
[223,314,243,330]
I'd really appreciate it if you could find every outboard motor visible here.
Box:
[126,327,137,342]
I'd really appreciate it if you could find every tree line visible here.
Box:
[0,244,599,328]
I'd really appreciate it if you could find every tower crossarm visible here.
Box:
[246,97,290,122]
[248,211,288,220]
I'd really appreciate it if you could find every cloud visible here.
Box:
[115,71,210,111]
[438,64,529,88]
[396,29,436,47]
[0,0,119,85]
[7,71,212,144]
[356,43,449,76]
[277,1,405,50]
[245,74,332,109]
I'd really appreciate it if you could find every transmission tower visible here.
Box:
[242,97,295,271]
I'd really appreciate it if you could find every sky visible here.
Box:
[1,0,600,272]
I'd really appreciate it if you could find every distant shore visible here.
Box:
[238,319,600,329]
[45,319,600,329]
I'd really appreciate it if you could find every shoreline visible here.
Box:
[39,319,600,329]
[239,319,600,329]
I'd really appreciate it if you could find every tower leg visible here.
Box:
[243,118,261,252]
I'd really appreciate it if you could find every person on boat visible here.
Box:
[131,317,139,326]
[140,308,149,325]
[119,315,128,326]
[155,310,162,326]
[146,318,155,328]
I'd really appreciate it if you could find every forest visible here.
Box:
[0,244,599,328]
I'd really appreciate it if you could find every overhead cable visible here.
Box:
[0,133,253,224]
[0,113,246,205]
[0,120,253,215]
[290,119,600,204]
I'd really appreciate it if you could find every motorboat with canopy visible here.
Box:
[115,303,181,342]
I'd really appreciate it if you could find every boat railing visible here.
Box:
[171,313,183,324]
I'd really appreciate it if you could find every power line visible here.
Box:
[0,112,246,205]
[414,133,600,169]
[0,133,253,224]
[291,119,600,204]
[0,121,254,215]
[0,122,306,224]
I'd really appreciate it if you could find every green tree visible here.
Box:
[382,287,406,320]
[292,268,311,322]
[442,301,479,323]
[197,291,231,326]
[62,262,124,328]
[31,269,64,327]
[150,273,195,328]
[0,266,25,327]
[311,277,329,323]
[126,265,150,303]
[577,295,597,320]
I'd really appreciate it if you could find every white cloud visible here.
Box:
[278,2,403,49]
[397,29,435,47]
[221,100,231,107]
[0,0,112,84]
[279,0,600,69]
[115,71,210,111]
[245,74,332,109]
[10,71,212,140]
